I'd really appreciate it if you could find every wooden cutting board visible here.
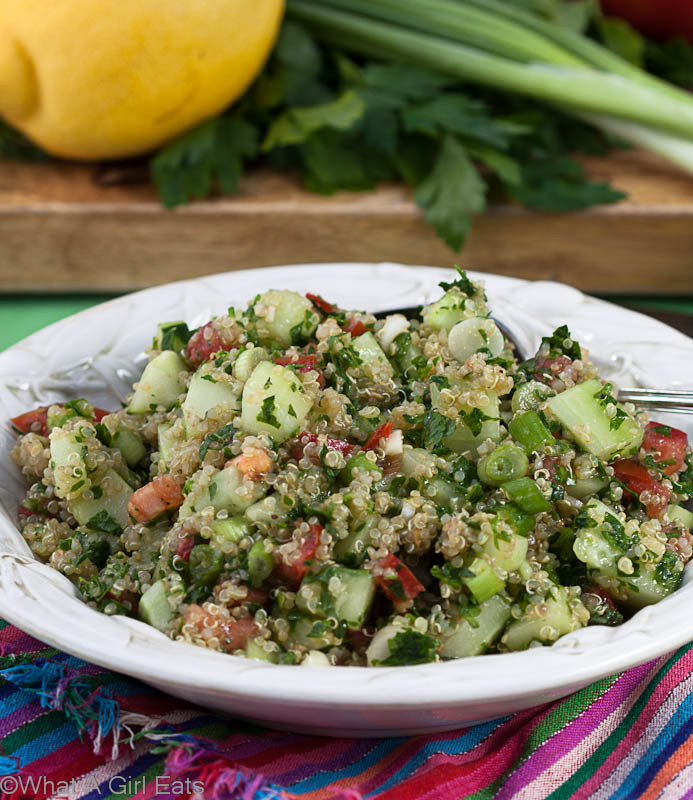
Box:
[0,149,691,294]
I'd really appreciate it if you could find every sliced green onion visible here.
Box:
[463,557,505,603]
[287,0,693,168]
[248,540,274,587]
[503,477,551,514]
[187,544,224,588]
[477,444,529,486]
[509,410,554,453]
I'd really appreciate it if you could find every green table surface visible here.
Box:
[0,293,692,351]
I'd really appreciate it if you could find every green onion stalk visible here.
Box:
[287,0,693,171]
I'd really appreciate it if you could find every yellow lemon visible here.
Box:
[0,0,284,159]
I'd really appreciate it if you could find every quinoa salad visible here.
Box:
[9,271,693,667]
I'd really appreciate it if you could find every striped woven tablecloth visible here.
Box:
[1,622,693,799]
[1,294,693,799]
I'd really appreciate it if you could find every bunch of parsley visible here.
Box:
[149,20,623,251]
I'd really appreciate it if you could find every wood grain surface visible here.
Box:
[0,149,691,294]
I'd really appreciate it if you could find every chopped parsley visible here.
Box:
[379,629,439,666]
[256,395,281,428]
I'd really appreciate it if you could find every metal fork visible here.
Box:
[377,306,693,416]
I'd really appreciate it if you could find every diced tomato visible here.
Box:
[373,553,425,608]
[363,422,394,452]
[128,476,184,524]
[186,322,225,367]
[306,293,336,314]
[274,353,325,388]
[299,431,355,456]
[176,533,195,562]
[642,422,688,476]
[229,447,273,480]
[10,403,113,437]
[274,353,320,371]
[274,523,321,587]
[10,407,50,436]
[533,355,571,383]
[611,458,671,518]
[343,318,366,337]
[219,618,260,652]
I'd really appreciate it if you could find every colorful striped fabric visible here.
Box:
[1,619,693,800]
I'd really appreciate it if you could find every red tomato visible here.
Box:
[274,524,321,587]
[93,407,110,422]
[298,431,355,456]
[373,553,425,607]
[600,0,693,43]
[220,618,260,652]
[306,293,336,314]
[533,356,571,384]
[10,407,50,436]
[186,322,225,367]
[176,533,195,562]
[642,422,688,476]
[273,353,320,371]
[611,458,671,518]
[343,318,367,337]
[363,422,394,451]
[128,476,184,524]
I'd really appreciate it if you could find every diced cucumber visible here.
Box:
[209,516,251,548]
[566,476,608,500]
[440,595,511,658]
[248,540,274,587]
[241,361,313,444]
[128,351,188,414]
[502,584,577,650]
[573,499,680,610]
[50,428,90,498]
[668,504,693,529]
[181,464,266,517]
[427,476,466,512]
[139,580,174,631]
[254,290,319,346]
[157,422,181,465]
[287,614,343,650]
[422,289,477,330]
[482,528,529,573]
[187,544,223,587]
[297,566,375,628]
[448,317,503,364]
[463,557,505,603]
[401,446,437,477]
[511,380,555,413]
[245,638,278,663]
[334,517,375,567]
[233,347,269,383]
[113,428,147,467]
[351,332,393,378]
[183,365,239,437]
[431,383,501,455]
[546,379,643,461]
[390,332,425,378]
[245,494,288,526]
[69,469,132,531]
[340,451,379,484]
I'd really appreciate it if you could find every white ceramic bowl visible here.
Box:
[1,263,692,737]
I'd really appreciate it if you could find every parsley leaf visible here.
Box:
[199,422,236,461]
[414,136,487,251]
[257,396,281,428]
[379,629,439,666]
[86,510,123,536]
[152,115,258,208]
[422,409,456,451]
